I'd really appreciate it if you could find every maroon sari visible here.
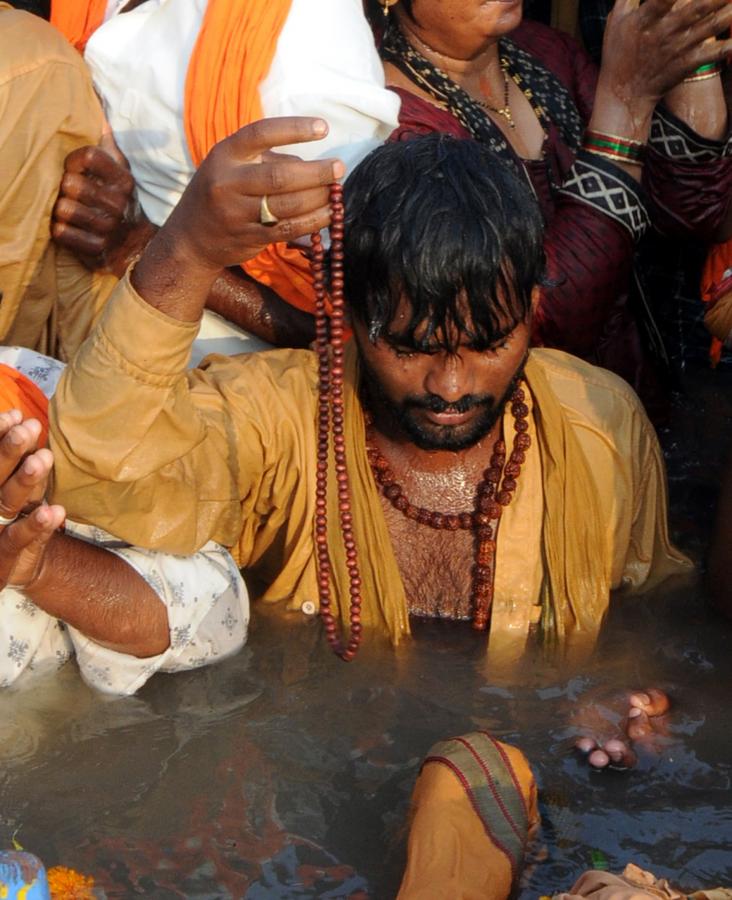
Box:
[385,20,732,398]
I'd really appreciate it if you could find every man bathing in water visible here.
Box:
[48,125,688,659]
[0,117,694,894]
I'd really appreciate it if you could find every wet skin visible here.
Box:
[351,309,530,619]
[397,0,524,61]
[574,689,672,771]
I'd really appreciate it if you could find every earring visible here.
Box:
[381,0,398,17]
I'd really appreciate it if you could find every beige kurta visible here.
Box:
[0,5,117,359]
[50,274,689,647]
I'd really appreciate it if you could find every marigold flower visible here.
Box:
[46,865,96,899]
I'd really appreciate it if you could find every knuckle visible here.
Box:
[278,218,296,239]
[81,145,99,168]
[266,165,287,193]
[246,119,266,148]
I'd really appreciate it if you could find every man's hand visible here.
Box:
[51,130,152,275]
[164,116,343,273]
[131,117,345,322]
[0,411,65,591]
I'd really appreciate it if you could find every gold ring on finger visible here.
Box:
[259,195,279,227]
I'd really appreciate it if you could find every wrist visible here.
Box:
[9,533,58,597]
[131,225,221,322]
[593,78,655,144]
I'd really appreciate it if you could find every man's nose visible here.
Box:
[424,354,471,404]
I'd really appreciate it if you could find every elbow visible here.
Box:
[98,598,171,658]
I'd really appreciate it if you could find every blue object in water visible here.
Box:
[0,851,50,899]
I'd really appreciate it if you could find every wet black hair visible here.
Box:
[343,133,546,352]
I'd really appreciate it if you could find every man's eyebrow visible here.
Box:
[383,325,517,352]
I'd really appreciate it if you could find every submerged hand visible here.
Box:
[0,412,65,590]
[573,688,671,771]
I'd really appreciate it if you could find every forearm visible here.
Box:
[664,77,728,142]
[587,79,654,182]
[131,224,220,323]
[23,532,170,657]
[206,267,316,347]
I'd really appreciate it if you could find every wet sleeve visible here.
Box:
[65,525,249,696]
[49,271,259,554]
[618,400,693,592]
[643,106,732,241]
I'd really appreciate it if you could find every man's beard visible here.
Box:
[361,358,527,452]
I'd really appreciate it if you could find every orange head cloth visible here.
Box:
[50,0,108,52]
[0,365,49,448]
[184,0,321,316]
[701,236,732,368]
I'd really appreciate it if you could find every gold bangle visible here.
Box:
[585,146,644,167]
[584,129,645,150]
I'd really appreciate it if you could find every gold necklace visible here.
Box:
[478,63,515,129]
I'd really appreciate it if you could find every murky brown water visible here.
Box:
[1,366,731,899]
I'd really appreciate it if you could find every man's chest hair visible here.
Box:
[380,501,477,620]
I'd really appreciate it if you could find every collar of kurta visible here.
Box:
[322,342,611,653]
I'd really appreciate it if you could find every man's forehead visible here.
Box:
[381,297,520,350]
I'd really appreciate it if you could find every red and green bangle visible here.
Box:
[583,130,646,166]
[683,62,723,83]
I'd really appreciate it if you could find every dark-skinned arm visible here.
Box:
[0,412,169,657]
[52,127,322,347]
[50,118,342,552]
[130,117,342,323]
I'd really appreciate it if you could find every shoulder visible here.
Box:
[389,86,471,140]
[529,348,650,434]
[0,6,89,76]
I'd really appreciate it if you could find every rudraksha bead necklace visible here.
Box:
[311,183,364,661]
[365,386,531,630]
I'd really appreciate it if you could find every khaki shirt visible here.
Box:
[50,274,690,647]
[0,5,116,358]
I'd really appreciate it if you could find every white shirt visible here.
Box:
[0,348,250,695]
[85,0,401,227]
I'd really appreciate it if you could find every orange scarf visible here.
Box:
[184,0,319,315]
[50,0,107,52]
[51,0,319,314]
[0,365,49,448]
[701,237,732,367]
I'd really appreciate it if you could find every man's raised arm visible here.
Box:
[50,118,343,552]
[131,117,341,322]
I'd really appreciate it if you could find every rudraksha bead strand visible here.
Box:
[311,183,364,661]
[366,383,531,630]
